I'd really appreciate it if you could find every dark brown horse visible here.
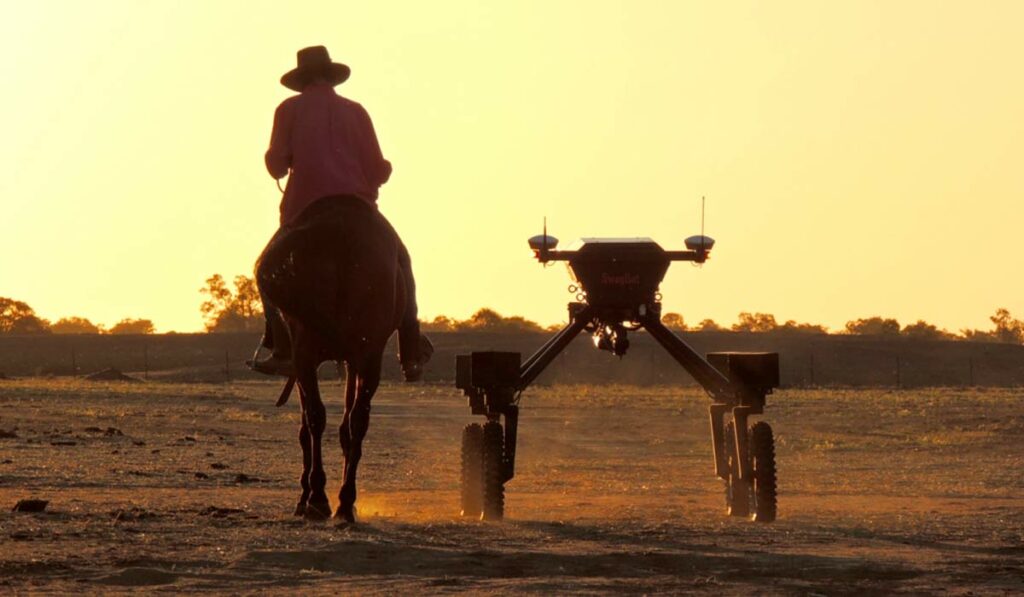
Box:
[256,197,406,522]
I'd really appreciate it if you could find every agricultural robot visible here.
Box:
[455,232,779,522]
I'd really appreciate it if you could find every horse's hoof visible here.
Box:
[333,507,356,523]
[293,502,307,517]
[304,501,331,521]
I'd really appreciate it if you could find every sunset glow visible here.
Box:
[3,1,1022,332]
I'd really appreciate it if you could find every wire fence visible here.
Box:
[1,331,1022,387]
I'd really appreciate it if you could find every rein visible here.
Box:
[276,376,296,407]
[276,168,291,194]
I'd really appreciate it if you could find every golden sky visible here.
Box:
[2,1,1022,333]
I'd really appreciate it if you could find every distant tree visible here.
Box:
[109,318,155,335]
[695,318,724,332]
[732,312,777,333]
[661,312,686,330]
[960,329,996,342]
[506,316,543,332]
[959,309,1023,344]
[421,315,458,332]
[460,308,544,332]
[460,308,504,329]
[844,317,900,336]
[51,317,103,334]
[989,308,1023,344]
[778,320,829,334]
[200,274,263,333]
[499,316,544,333]
[441,308,542,333]
[0,297,51,334]
[901,320,954,340]
[420,310,545,332]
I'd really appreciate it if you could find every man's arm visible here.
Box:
[360,107,392,186]
[265,102,293,179]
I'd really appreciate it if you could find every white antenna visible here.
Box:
[542,216,549,266]
[701,196,705,250]
[686,195,710,265]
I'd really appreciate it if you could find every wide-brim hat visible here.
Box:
[280,46,350,92]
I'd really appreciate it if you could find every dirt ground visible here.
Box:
[1,378,1021,594]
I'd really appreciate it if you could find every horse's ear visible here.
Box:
[276,377,296,407]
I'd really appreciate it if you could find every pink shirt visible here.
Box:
[265,84,392,225]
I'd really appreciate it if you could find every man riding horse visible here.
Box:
[250,45,430,380]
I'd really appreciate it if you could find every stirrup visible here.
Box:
[419,334,435,363]
[401,361,424,382]
[247,355,295,377]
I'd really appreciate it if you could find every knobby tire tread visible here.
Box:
[481,421,505,521]
[750,421,778,523]
[460,423,484,518]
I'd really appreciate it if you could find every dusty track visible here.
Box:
[1,379,1021,594]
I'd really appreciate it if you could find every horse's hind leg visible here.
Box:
[335,352,383,523]
[296,355,331,521]
[295,388,312,516]
[333,361,356,521]
[338,362,357,461]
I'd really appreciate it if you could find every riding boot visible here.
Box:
[248,226,295,376]
[250,293,295,377]
[399,320,434,382]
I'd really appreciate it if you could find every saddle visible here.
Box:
[258,195,388,292]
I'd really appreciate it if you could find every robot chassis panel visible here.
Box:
[455,236,779,522]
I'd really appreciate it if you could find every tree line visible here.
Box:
[1,273,1022,345]
[0,297,154,335]
[658,310,1024,343]
[190,274,1024,344]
